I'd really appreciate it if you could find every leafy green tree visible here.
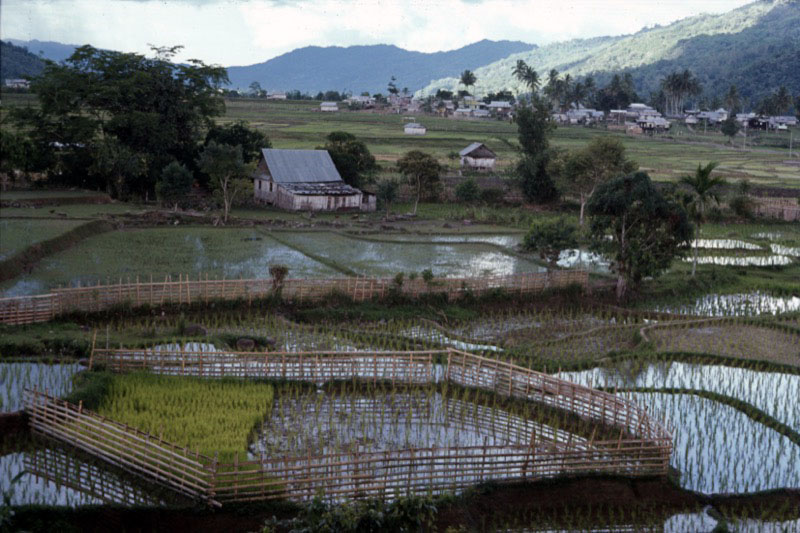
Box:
[515,97,559,203]
[14,44,226,198]
[196,141,249,223]
[720,114,740,144]
[680,162,726,276]
[562,136,638,226]
[376,179,399,218]
[396,150,441,215]
[321,131,377,189]
[587,171,692,301]
[156,161,194,210]
[88,138,147,200]
[455,177,480,204]
[460,70,477,95]
[205,122,270,164]
[522,217,578,264]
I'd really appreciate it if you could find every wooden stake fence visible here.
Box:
[24,347,671,506]
[1,270,589,325]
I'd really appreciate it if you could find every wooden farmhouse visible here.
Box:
[404,122,426,135]
[459,142,497,171]
[253,149,375,212]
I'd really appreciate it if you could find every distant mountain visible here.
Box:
[6,39,80,63]
[225,39,536,94]
[0,41,45,81]
[418,0,800,108]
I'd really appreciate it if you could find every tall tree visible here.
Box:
[196,141,249,223]
[321,131,377,189]
[376,179,399,218]
[587,171,692,301]
[563,137,638,226]
[13,44,227,198]
[396,150,441,216]
[680,162,725,276]
[720,114,740,144]
[512,60,539,94]
[724,85,742,114]
[387,76,399,96]
[460,70,477,95]
[515,96,558,203]
[774,85,792,115]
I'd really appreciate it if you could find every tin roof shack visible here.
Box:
[253,149,375,212]
[459,142,497,171]
[404,122,427,135]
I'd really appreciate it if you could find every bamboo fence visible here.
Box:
[25,348,672,506]
[0,270,589,325]
[23,444,170,507]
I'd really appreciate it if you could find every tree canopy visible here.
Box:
[562,137,638,225]
[205,122,270,164]
[12,45,227,198]
[396,151,441,215]
[587,171,692,301]
[515,97,558,204]
[321,131,377,189]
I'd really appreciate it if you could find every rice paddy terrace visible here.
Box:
[1,191,799,530]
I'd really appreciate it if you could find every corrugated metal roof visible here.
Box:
[260,149,343,184]
[459,142,496,158]
[404,123,425,129]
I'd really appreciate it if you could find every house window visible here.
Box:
[257,181,261,190]
[269,182,273,192]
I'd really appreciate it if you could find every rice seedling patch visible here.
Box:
[0,219,85,260]
[96,373,275,461]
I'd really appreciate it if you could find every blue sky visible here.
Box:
[1,0,755,66]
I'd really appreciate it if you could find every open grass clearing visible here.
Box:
[0,202,146,219]
[0,190,104,201]
[0,219,85,260]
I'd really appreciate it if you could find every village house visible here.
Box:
[459,142,497,171]
[3,79,30,89]
[487,101,513,118]
[320,101,339,112]
[404,122,426,135]
[253,149,375,212]
[267,92,287,100]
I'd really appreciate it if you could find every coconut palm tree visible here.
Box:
[681,161,726,276]
[460,70,477,95]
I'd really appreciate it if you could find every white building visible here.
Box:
[253,149,375,212]
[459,142,497,171]
[320,102,339,112]
[404,122,426,135]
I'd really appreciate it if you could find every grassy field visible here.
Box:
[0,219,85,260]
[221,97,800,188]
[0,202,146,218]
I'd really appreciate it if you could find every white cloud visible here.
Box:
[1,0,755,65]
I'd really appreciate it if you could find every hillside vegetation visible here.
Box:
[0,41,45,81]
[419,0,799,107]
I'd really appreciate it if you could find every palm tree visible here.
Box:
[774,86,792,114]
[724,85,741,114]
[460,70,477,95]
[681,162,726,276]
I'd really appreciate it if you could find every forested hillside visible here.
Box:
[0,41,45,81]
[225,39,536,94]
[419,0,799,108]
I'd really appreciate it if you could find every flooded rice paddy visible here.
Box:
[1,362,83,412]
[622,392,800,493]
[557,362,800,433]
[652,291,800,316]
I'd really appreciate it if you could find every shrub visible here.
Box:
[522,217,578,263]
[455,177,480,203]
